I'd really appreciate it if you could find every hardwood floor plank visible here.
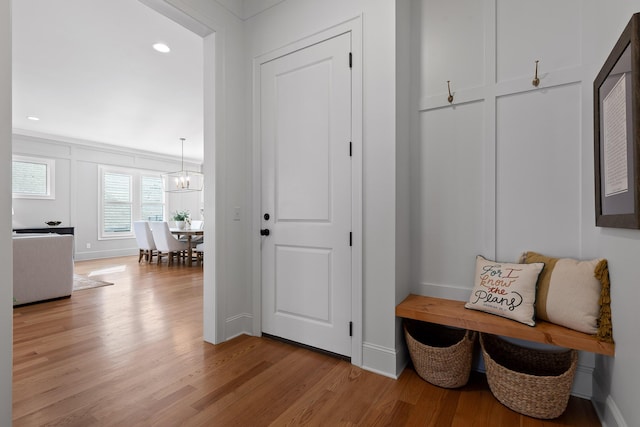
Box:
[269,361,357,426]
[316,366,394,425]
[190,361,274,411]
[13,256,602,426]
[199,351,338,425]
[330,369,400,425]
[451,375,499,427]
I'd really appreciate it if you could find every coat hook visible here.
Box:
[532,60,540,87]
[447,80,454,103]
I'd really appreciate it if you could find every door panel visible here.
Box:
[275,245,331,322]
[276,59,331,222]
[261,32,352,357]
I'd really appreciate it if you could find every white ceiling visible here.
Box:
[216,0,286,20]
[12,0,204,162]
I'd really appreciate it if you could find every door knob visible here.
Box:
[260,229,270,236]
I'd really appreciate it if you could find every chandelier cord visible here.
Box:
[180,137,185,172]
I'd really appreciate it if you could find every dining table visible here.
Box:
[170,228,204,266]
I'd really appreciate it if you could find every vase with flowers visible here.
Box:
[172,210,191,230]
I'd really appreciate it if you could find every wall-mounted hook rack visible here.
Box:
[532,60,540,87]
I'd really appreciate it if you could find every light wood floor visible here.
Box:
[13,256,601,426]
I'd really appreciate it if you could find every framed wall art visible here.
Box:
[594,12,640,229]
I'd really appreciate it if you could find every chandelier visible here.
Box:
[162,138,203,193]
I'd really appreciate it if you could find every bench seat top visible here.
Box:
[396,294,614,356]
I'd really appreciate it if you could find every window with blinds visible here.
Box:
[141,175,164,221]
[12,155,55,199]
[103,172,132,235]
[99,166,166,239]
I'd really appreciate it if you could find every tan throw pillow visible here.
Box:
[465,255,544,326]
[522,252,611,337]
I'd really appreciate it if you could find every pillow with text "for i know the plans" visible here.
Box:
[465,255,544,326]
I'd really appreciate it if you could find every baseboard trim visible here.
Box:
[395,333,409,378]
[593,381,628,427]
[362,341,398,379]
[571,364,594,399]
[74,248,138,261]
[225,313,253,340]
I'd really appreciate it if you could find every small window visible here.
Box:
[12,155,55,199]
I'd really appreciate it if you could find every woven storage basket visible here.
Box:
[404,319,476,388]
[480,333,578,419]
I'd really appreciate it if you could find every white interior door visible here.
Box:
[261,33,352,357]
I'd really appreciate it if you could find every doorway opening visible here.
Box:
[13,0,216,341]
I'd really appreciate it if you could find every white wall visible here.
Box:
[0,0,12,423]
[245,0,398,375]
[410,0,640,425]
[155,0,249,344]
[12,133,202,260]
[585,4,640,426]
[395,0,412,374]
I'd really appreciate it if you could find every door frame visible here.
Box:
[251,17,363,366]
[140,0,221,344]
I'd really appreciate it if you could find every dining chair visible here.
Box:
[185,220,204,246]
[194,242,204,266]
[133,221,156,263]
[176,220,203,245]
[149,221,188,265]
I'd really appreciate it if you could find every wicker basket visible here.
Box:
[480,333,578,419]
[404,320,476,388]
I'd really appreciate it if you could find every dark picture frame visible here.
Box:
[594,13,640,229]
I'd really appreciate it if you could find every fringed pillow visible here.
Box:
[521,251,613,341]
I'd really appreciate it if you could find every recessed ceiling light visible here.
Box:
[26,116,40,121]
[152,42,171,53]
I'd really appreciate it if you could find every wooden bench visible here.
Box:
[396,294,615,356]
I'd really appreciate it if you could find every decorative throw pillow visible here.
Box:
[521,251,612,339]
[464,255,544,326]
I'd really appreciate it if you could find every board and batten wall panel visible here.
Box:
[495,85,582,261]
[496,0,582,83]
[414,0,584,292]
[412,0,591,398]
[419,0,484,99]
[413,0,488,300]
[415,102,485,297]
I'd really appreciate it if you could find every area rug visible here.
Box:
[73,274,114,291]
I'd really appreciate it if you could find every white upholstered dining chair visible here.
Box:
[149,221,188,265]
[194,242,204,266]
[133,221,156,263]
